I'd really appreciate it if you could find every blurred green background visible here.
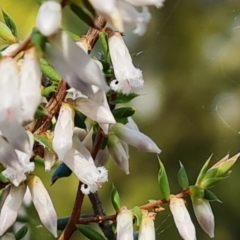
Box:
[1,0,240,239]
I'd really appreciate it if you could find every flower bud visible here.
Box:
[192,198,214,238]
[36,1,61,36]
[139,211,156,240]
[169,195,196,240]
[116,207,133,240]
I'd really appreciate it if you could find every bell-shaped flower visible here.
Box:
[63,148,108,194]
[139,211,156,240]
[111,123,161,153]
[36,1,61,36]
[53,103,74,160]
[27,175,58,238]
[47,31,108,92]
[124,0,165,8]
[19,48,42,122]
[116,207,133,240]
[72,97,116,125]
[109,32,144,94]
[44,148,57,171]
[0,184,26,236]
[116,2,151,36]
[89,0,123,32]
[108,135,129,174]
[191,197,214,238]
[169,195,196,240]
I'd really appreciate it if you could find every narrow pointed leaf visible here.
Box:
[51,162,72,185]
[35,135,53,152]
[189,185,204,199]
[2,9,17,37]
[112,107,135,119]
[131,206,142,226]
[77,225,107,240]
[196,154,212,185]
[31,29,47,51]
[111,185,121,212]
[158,159,170,200]
[74,112,86,129]
[0,22,16,43]
[178,161,189,189]
[204,189,221,202]
[40,59,61,81]
[99,32,111,65]
[110,92,139,104]
[15,224,28,240]
[41,85,57,97]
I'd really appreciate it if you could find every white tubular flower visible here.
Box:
[89,0,123,32]
[44,148,57,171]
[108,135,129,174]
[116,207,133,240]
[48,31,108,92]
[53,103,74,160]
[117,2,151,36]
[36,1,61,36]
[0,184,26,236]
[19,48,42,122]
[27,175,58,238]
[123,0,165,8]
[112,123,161,154]
[95,148,109,167]
[73,97,116,124]
[16,150,34,173]
[139,211,156,240]
[109,32,144,94]
[169,195,196,240]
[63,148,108,194]
[192,198,214,238]
[0,57,20,121]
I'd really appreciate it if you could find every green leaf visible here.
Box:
[33,156,45,165]
[15,225,28,240]
[51,162,72,185]
[77,225,107,240]
[16,215,29,223]
[0,173,9,183]
[31,29,47,52]
[131,206,142,226]
[0,21,16,43]
[0,44,9,52]
[196,154,212,185]
[74,112,86,129]
[204,189,221,202]
[178,161,189,189]
[99,32,111,65]
[189,185,204,198]
[34,106,49,118]
[110,92,139,104]
[40,59,61,81]
[112,107,135,119]
[158,158,170,200]
[41,85,57,97]
[111,185,121,212]
[2,9,17,37]
[70,3,96,28]
[35,135,53,152]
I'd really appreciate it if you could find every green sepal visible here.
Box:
[51,162,72,185]
[40,59,61,81]
[111,185,121,212]
[200,175,229,189]
[204,189,221,202]
[0,21,16,43]
[15,225,28,240]
[2,9,17,37]
[70,3,96,28]
[110,93,139,104]
[34,106,49,118]
[99,32,111,65]
[131,206,142,226]
[74,112,86,129]
[41,85,57,97]
[158,159,170,201]
[112,107,135,119]
[196,154,212,185]
[77,225,107,240]
[31,29,47,52]
[178,161,189,189]
[35,135,53,152]
[189,185,204,198]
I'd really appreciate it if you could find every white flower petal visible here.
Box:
[0,184,26,236]
[2,167,26,187]
[44,148,57,172]
[28,176,58,238]
[124,0,165,8]
[53,104,74,160]
[170,196,196,240]
[139,212,156,240]
[36,1,61,36]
